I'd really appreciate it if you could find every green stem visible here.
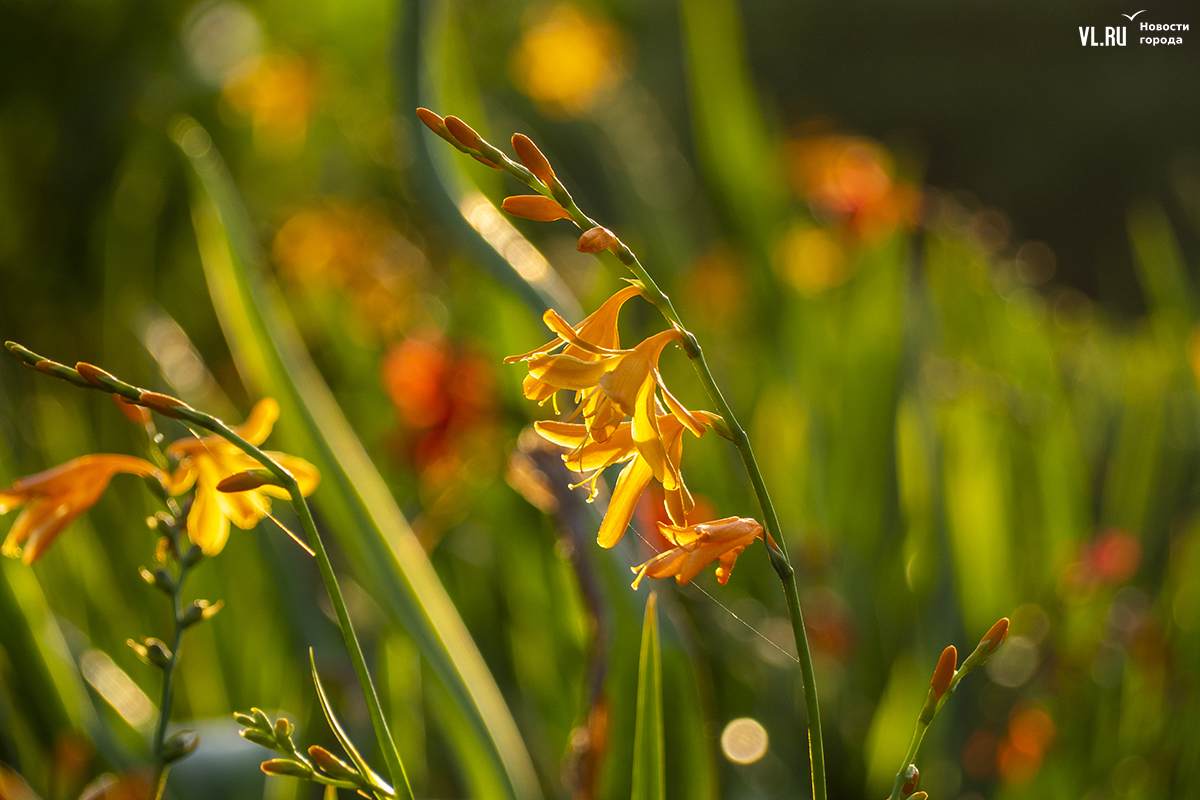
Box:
[887,720,930,800]
[492,156,827,800]
[152,520,191,799]
[190,425,413,800]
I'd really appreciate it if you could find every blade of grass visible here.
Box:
[632,592,664,800]
[173,119,541,800]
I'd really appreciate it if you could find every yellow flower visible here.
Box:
[519,317,706,484]
[505,284,642,407]
[510,3,624,116]
[631,516,763,589]
[536,412,706,547]
[166,398,319,555]
[0,455,164,563]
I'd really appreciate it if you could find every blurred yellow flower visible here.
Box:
[773,224,851,296]
[166,398,319,555]
[511,4,624,116]
[536,412,705,547]
[223,52,317,154]
[1,455,164,563]
[631,516,763,589]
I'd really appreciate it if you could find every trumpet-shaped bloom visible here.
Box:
[513,305,705,486]
[631,516,763,589]
[0,455,164,563]
[166,398,319,555]
[536,412,707,547]
[505,284,642,406]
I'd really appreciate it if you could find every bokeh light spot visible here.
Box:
[721,717,769,764]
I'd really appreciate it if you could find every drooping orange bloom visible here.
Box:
[166,398,319,556]
[505,284,641,407]
[0,455,164,563]
[536,412,707,547]
[631,516,763,589]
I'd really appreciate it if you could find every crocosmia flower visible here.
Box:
[1,455,164,563]
[631,516,763,589]
[536,411,707,547]
[167,398,319,555]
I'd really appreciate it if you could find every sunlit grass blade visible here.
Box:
[632,592,664,800]
[173,118,541,800]
[310,650,398,799]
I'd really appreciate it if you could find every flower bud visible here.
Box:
[577,226,616,254]
[233,711,257,728]
[137,391,193,419]
[129,637,172,668]
[139,566,175,594]
[443,115,481,149]
[909,793,928,800]
[308,745,360,781]
[261,758,314,778]
[162,730,199,763]
[512,133,555,185]
[181,599,224,627]
[416,107,452,143]
[902,764,919,795]
[113,394,152,426]
[75,362,123,392]
[981,617,1009,654]
[931,645,956,700]
[239,728,276,748]
[501,195,571,222]
[216,469,281,493]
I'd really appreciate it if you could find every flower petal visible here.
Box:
[630,371,674,488]
[597,456,653,548]
[187,482,231,555]
[527,352,616,391]
[260,452,321,497]
[238,398,280,446]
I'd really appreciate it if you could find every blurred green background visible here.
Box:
[1,0,1199,799]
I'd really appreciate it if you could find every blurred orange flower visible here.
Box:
[381,336,496,477]
[1,455,164,563]
[631,516,763,589]
[784,134,919,242]
[166,398,319,555]
[511,3,624,116]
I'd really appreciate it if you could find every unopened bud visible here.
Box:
[233,711,257,728]
[443,115,481,149]
[129,637,172,668]
[75,362,123,392]
[139,566,175,594]
[240,728,276,748]
[181,599,223,627]
[909,793,928,800]
[501,195,571,222]
[261,758,314,778]
[981,617,1009,654]
[415,107,449,139]
[273,716,294,740]
[308,745,360,781]
[577,226,616,254]
[113,394,151,425]
[902,764,919,795]
[931,645,956,700]
[137,391,193,419]
[512,133,555,185]
[216,469,280,493]
[162,730,199,763]
[181,543,203,568]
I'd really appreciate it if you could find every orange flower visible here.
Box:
[505,284,642,408]
[536,412,706,547]
[631,516,763,589]
[166,399,318,556]
[1,455,164,563]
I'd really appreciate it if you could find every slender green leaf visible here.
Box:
[174,119,541,800]
[309,650,395,798]
[632,592,664,800]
